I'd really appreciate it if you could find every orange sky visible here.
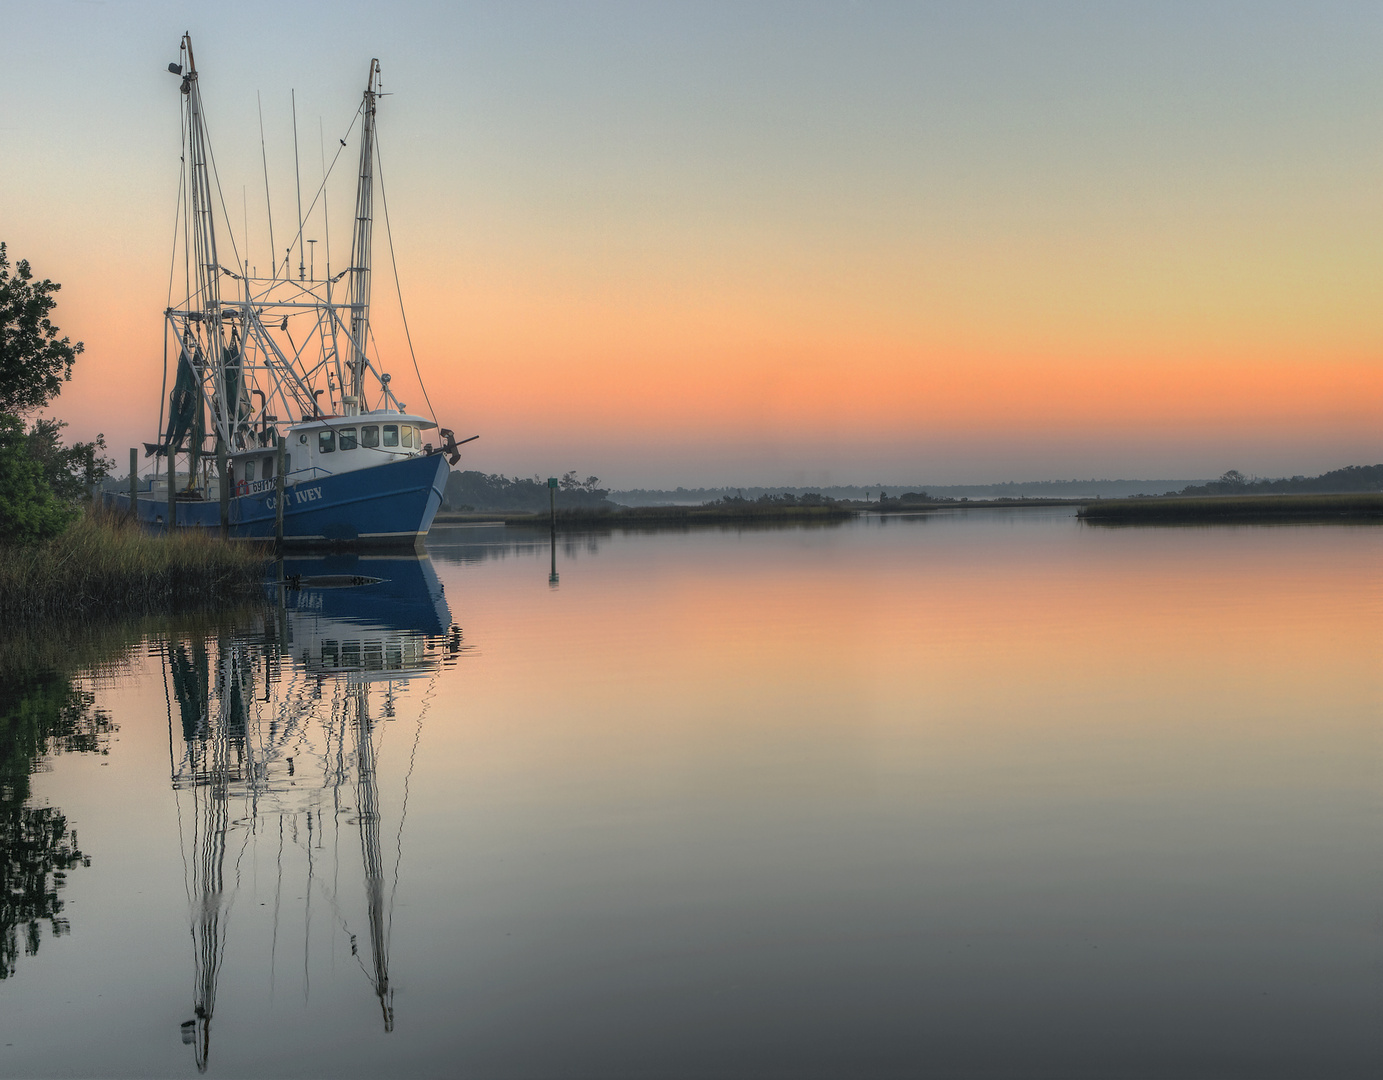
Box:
[3,3,1379,485]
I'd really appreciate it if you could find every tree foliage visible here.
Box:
[0,244,108,544]
[1179,464,1383,497]
[443,470,613,512]
[0,415,75,544]
[0,244,83,415]
[24,417,110,503]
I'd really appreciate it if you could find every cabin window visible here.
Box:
[362,425,379,448]
[339,427,357,451]
[401,425,413,448]
[383,425,399,447]
[263,456,273,480]
[318,430,335,454]
[285,453,291,473]
[244,460,256,482]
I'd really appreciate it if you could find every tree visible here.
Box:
[24,417,109,503]
[0,244,83,415]
[0,244,107,542]
[0,414,74,544]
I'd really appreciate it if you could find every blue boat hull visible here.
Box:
[108,453,449,547]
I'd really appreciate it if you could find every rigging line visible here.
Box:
[292,90,304,280]
[387,674,432,950]
[198,105,245,280]
[319,117,331,279]
[278,106,362,276]
[304,806,315,1002]
[373,129,438,426]
[271,812,283,996]
[182,97,192,327]
[258,92,276,281]
[161,142,185,454]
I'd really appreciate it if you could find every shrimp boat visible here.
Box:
[110,34,468,547]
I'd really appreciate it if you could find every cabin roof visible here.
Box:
[286,412,437,433]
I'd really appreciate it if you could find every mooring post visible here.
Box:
[128,447,138,520]
[217,437,229,539]
[275,434,286,548]
[548,476,558,532]
[167,451,177,534]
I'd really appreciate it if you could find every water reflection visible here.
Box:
[163,556,461,1072]
[0,672,114,980]
[6,517,1378,1078]
[424,517,856,570]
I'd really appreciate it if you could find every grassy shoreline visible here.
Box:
[0,507,269,619]
[1079,492,1383,523]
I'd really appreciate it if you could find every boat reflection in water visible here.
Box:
[165,555,462,1072]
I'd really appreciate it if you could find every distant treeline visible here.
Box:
[442,470,616,513]
[705,492,840,508]
[443,463,1383,513]
[611,479,1203,505]
[1176,465,1383,497]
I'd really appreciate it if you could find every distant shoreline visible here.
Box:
[434,492,1383,529]
[434,497,1085,528]
[1079,492,1383,524]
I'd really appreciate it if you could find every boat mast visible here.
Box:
[346,60,380,416]
[181,37,227,438]
[160,30,244,488]
[353,681,393,1031]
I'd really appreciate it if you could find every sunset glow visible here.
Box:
[3,2,1378,485]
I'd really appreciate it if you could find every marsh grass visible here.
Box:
[1079,492,1383,524]
[0,505,268,619]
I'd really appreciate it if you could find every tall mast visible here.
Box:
[176,34,232,459]
[347,59,380,414]
[353,682,393,1031]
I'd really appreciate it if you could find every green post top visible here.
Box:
[547,477,558,488]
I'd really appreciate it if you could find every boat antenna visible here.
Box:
[292,90,305,280]
[319,117,331,279]
[257,91,275,282]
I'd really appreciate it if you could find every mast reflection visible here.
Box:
[166,555,462,1071]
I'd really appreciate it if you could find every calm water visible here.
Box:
[3,510,1380,1078]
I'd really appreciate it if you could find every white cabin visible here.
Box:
[229,411,439,495]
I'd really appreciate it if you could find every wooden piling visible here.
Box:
[166,451,176,533]
[274,435,286,548]
[217,437,229,539]
[128,447,138,519]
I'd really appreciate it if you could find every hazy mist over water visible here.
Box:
[3,511,1380,1077]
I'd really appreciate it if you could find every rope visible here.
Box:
[374,130,439,426]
